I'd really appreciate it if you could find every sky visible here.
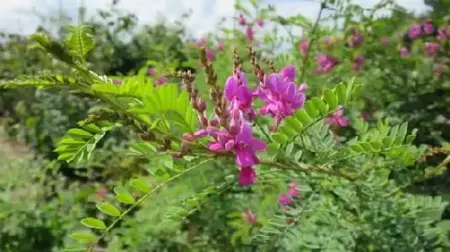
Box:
[0,0,430,38]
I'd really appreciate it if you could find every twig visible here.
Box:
[87,158,213,252]
[299,1,326,83]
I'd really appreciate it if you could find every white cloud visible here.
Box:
[0,0,430,38]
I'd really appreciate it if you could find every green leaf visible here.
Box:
[304,101,319,118]
[272,133,288,144]
[96,203,121,217]
[81,218,107,230]
[70,232,98,243]
[285,118,304,132]
[130,179,151,193]
[311,97,328,116]
[115,193,136,205]
[295,110,313,125]
[335,83,347,105]
[65,25,95,59]
[68,128,93,138]
[323,89,338,110]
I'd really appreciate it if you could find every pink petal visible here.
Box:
[225,76,238,100]
[327,117,339,126]
[250,139,266,151]
[280,65,296,82]
[278,194,294,205]
[208,142,224,152]
[338,117,349,127]
[194,129,207,137]
[239,166,256,186]
[236,147,257,167]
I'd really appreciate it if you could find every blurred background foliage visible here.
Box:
[0,0,450,251]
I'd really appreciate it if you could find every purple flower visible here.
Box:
[256,18,264,27]
[238,14,246,26]
[239,166,256,186]
[299,39,309,54]
[156,76,168,85]
[246,26,254,40]
[206,122,265,186]
[423,22,435,35]
[408,24,422,39]
[278,181,300,206]
[437,27,450,40]
[278,194,294,206]
[257,68,306,129]
[147,67,155,76]
[327,105,349,127]
[380,37,389,47]
[287,182,300,197]
[400,47,409,58]
[352,54,364,72]
[205,48,215,61]
[197,38,207,47]
[241,209,257,224]
[280,64,295,82]
[425,42,440,57]
[313,54,339,74]
[225,72,254,118]
[234,123,266,167]
[347,29,364,48]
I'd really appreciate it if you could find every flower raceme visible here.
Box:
[183,65,308,186]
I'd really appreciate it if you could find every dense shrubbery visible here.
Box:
[1,0,450,251]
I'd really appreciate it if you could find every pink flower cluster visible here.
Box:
[327,105,349,127]
[313,54,340,74]
[400,47,409,58]
[424,42,440,57]
[184,65,308,186]
[347,28,364,48]
[255,65,307,129]
[437,26,450,40]
[408,21,437,40]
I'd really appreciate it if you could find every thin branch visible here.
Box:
[87,158,214,252]
[299,1,326,83]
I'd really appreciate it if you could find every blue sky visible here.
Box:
[0,0,429,38]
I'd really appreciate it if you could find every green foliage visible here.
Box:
[54,121,120,163]
[1,0,450,251]
[64,26,95,61]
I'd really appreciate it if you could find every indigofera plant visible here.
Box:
[2,24,450,251]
